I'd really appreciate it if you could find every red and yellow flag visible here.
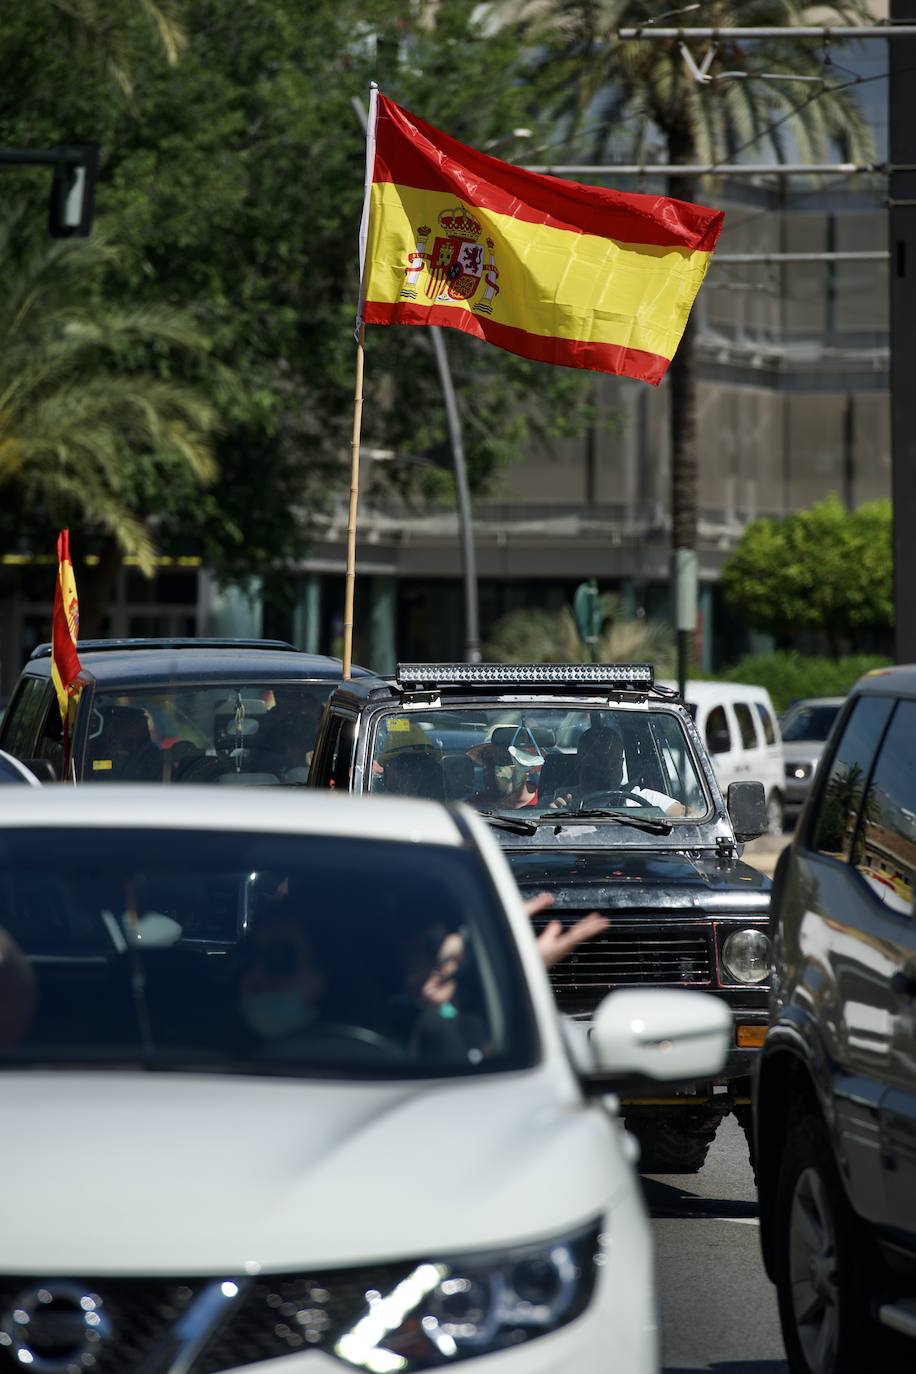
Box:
[51,529,83,725]
[360,93,724,386]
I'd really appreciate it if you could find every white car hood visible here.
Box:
[1,1069,619,1275]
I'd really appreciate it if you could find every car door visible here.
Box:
[729,700,763,784]
[702,702,740,793]
[797,693,896,1226]
[851,699,916,1236]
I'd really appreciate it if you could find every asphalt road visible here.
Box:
[643,1113,788,1373]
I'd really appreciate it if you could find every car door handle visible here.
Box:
[890,970,916,1000]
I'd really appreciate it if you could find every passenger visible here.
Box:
[467,727,544,810]
[523,893,610,967]
[548,722,685,816]
[396,921,486,1062]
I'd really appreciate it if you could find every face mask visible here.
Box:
[240,989,317,1040]
[494,763,527,795]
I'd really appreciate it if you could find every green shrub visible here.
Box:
[702,652,892,715]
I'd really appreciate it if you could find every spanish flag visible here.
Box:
[360,93,723,386]
[51,529,83,727]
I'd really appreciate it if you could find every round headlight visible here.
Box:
[722,929,771,984]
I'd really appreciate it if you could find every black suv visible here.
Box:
[0,639,368,785]
[309,661,771,1171]
[756,665,916,1374]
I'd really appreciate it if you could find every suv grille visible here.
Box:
[531,918,712,1016]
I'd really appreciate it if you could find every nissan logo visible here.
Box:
[0,1281,111,1372]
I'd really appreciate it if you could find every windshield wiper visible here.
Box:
[475,810,539,835]
[546,809,673,834]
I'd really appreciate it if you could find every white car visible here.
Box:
[0,788,729,1373]
[661,679,785,833]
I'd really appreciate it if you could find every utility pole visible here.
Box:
[890,2,916,662]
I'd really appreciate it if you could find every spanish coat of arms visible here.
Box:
[401,204,500,315]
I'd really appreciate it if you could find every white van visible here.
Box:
[662,679,786,833]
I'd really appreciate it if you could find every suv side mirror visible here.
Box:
[22,758,58,784]
[587,988,730,1090]
[727,780,767,841]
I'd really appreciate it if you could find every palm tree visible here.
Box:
[0,217,217,609]
[493,0,874,658]
[48,0,187,94]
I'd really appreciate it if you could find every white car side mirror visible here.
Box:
[588,989,731,1085]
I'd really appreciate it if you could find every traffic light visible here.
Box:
[572,579,602,646]
[48,143,98,238]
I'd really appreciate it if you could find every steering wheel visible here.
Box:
[307,1021,408,1059]
[577,788,657,811]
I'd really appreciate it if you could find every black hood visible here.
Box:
[505,847,770,912]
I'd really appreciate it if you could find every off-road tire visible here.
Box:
[774,1112,891,1374]
[627,1111,723,1174]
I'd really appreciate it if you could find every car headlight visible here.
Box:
[721,929,771,985]
[786,763,812,781]
[334,1221,603,1370]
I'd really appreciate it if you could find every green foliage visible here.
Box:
[700,651,892,714]
[0,217,217,574]
[500,1,876,166]
[486,594,675,671]
[0,0,595,589]
[720,495,893,652]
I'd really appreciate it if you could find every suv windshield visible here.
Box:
[83,684,330,784]
[368,705,707,820]
[0,830,535,1079]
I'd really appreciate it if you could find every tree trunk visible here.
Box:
[77,538,122,639]
[666,134,699,687]
[667,153,699,561]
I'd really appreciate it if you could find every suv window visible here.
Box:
[812,696,894,860]
[0,678,47,757]
[851,700,916,916]
[734,703,759,751]
[755,701,777,746]
[705,706,731,755]
[315,712,357,790]
[35,699,65,779]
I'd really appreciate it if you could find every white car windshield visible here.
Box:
[368,706,708,820]
[0,830,536,1079]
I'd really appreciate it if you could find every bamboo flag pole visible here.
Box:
[343,81,379,680]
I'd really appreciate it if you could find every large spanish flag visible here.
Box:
[51,529,83,726]
[360,93,724,386]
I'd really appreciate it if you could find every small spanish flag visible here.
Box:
[361,93,724,386]
[51,529,83,728]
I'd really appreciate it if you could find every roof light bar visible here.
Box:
[396,662,655,688]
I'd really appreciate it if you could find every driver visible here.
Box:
[238,910,326,1048]
[548,722,685,816]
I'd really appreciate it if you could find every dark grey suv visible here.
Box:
[0,639,368,785]
[755,665,916,1374]
[309,661,772,1173]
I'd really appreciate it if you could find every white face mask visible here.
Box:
[240,989,317,1040]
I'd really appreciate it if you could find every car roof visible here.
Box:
[782,696,845,709]
[0,787,466,845]
[21,641,371,688]
[660,679,776,706]
[852,663,916,698]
